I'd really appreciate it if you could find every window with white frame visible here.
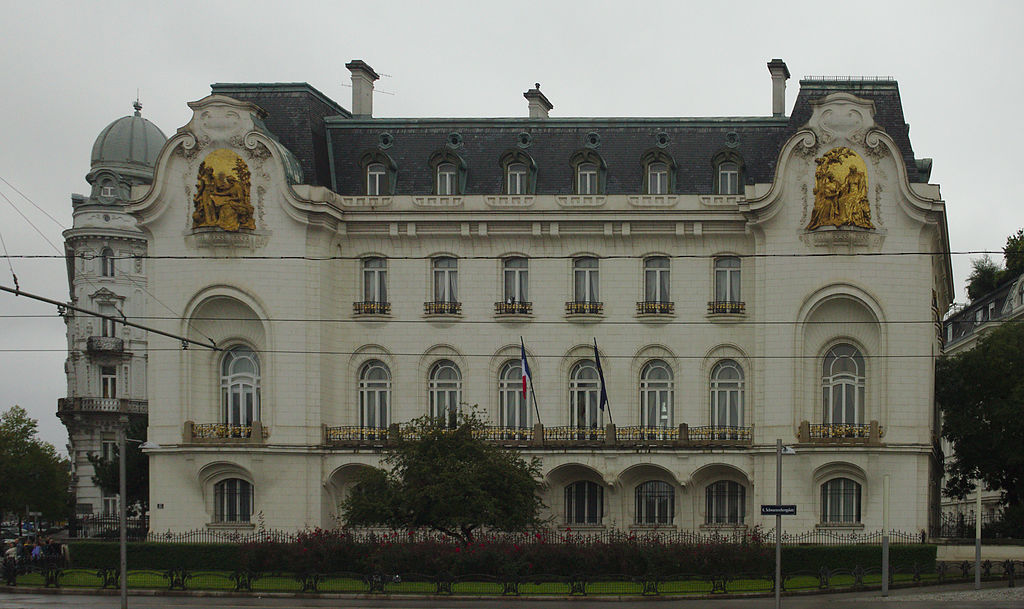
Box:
[102,494,119,517]
[820,478,862,524]
[362,257,388,304]
[366,163,386,196]
[214,478,253,523]
[499,360,530,429]
[565,480,603,525]
[636,480,674,525]
[359,360,391,429]
[100,183,115,198]
[718,161,739,195]
[644,257,670,302]
[100,366,117,399]
[647,162,669,195]
[573,257,599,303]
[706,480,745,524]
[101,439,117,462]
[429,359,461,428]
[100,248,115,277]
[577,163,599,195]
[570,360,603,430]
[221,347,261,427]
[640,360,673,428]
[507,163,528,195]
[714,257,741,303]
[437,163,457,195]
[821,344,865,425]
[503,257,528,303]
[710,360,744,428]
[432,257,458,303]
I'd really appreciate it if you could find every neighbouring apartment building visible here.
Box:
[65,59,953,535]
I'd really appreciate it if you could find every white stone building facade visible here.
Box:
[114,61,951,535]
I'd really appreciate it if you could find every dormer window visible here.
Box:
[578,163,598,195]
[718,162,739,195]
[367,163,386,196]
[507,163,527,195]
[360,151,398,196]
[437,163,457,195]
[570,150,606,195]
[429,150,466,196]
[100,184,115,198]
[641,149,676,195]
[648,163,668,195]
[499,149,536,195]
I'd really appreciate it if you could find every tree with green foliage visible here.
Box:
[1004,228,1024,279]
[0,405,71,520]
[341,413,545,544]
[88,416,149,516]
[937,320,1024,507]
[966,254,1003,302]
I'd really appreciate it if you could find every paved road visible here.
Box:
[2,582,1024,608]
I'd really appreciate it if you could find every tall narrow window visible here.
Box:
[102,495,119,517]
[640,360,673,429]
[98,304,117,338]
[822,344,865,425]
[507,163,528,195]
[437,163,457,195]
[718,162,739,195]
[577,163,599,195]
[573,257,599,303]
[499,361,530,429]
[429,360,461,428]
[362,257,387,304]
[366,163,386,196]
[221,347,261,427]
[433,257,458,303]
[644,257,670,303]
[706,480,745,524]
[565,480,603,525]
[710,360,744,429]
[214,478,253,523]
[570,360,603,430]
[636,481,674,525]
[820,478,862,524]
[503,257,528,303]
[359,360,391,429]
[647,162,668,195]
[100,366,117,399]
[714,257,741,303]
[100,248,115,277]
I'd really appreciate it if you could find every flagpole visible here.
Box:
[521,337,542,426]
[593,338,614,426]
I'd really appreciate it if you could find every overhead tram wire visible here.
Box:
[0,175,67,230]
[0,181,217,346]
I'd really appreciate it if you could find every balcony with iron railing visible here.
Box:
[424,301,462,315]
[86,336,124,353]
[183,420,269,445]
[565,301,603,315]
[798,420,882,445]
[707,301,746,315]
[636,301,674,315]
[353,301,391,315]
[58,397,147,414]
[494,301,533,316]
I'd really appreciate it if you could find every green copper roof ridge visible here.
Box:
[324,116,789,127]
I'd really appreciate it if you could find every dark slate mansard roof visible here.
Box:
[210,78,926,193]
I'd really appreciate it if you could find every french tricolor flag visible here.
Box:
[520,337,532,399]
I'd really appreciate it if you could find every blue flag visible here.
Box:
[593,338,608,411]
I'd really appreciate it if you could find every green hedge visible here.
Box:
[68,542,242,570]
[782,544,936,572]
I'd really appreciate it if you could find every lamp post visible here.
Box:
[117,421,159,609]
[775,439,796,609]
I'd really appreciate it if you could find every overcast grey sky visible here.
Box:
[0,0,1020,451]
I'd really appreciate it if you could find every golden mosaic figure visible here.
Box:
[192,148,255,231]
[806,147,873,230]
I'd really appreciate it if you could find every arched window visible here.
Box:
[821,478,862,524]
[565,480,603,525]
[360,151,397,196]
[647,162,668,195]
[706,480,745,524]
[635,481,674,525]
[359,360,391,429]
[714,257,741,303]
[437,163,457,195]
[100,248,115,277]
[570,360,602,431]
[503,257,529,304]
[712,151,745,195]
[366,163,386,196]
[573,257,599,303]
[221,347,261,427]
[362,257,388,305]
[507,163,528,195]
[429,360,461,428]
[432,257,458,303]
[214,478,253,523]
[499,149,536,195]
[570,150,605,195]
[710,360,744,430]
[640,360,673,429]
[644,257,670,303]
[429,150,466,196]
[499,360,530,429]
[641,149,676,195]
[822,344,865,425]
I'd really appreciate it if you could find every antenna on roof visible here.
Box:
[134,89,142,116]
[340,83,396,96]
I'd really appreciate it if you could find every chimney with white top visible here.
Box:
[346,60,380,117]
[767,59,790,117]
[524,83,553,119]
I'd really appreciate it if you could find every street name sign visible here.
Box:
[761,504,797,516]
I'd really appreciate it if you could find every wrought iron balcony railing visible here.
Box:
[617,425,679,441]
[707,301,746,314]
[325,425,389,442]
[57,397,147,414]
[185,420,268,443]
[424,301,462,315]
[798,420,881,445]
[636,301,675,315]
[565,301,603,315]
[494,301,533,315]
[353,301,391,315]
[544,425,606,442]
[809,423,870,438]
[688,425,752,442]
[86,336,124,353]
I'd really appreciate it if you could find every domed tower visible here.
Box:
[58,102,166,525]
